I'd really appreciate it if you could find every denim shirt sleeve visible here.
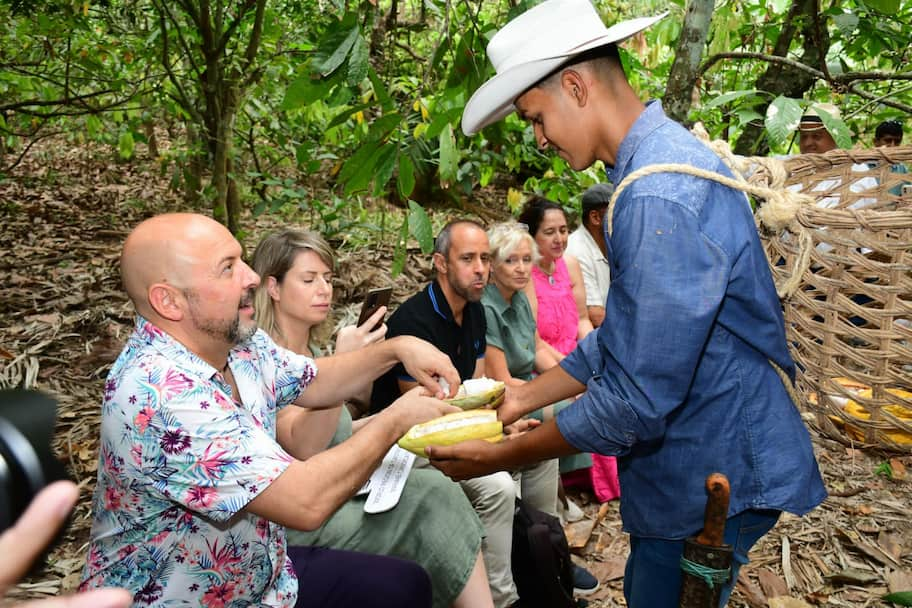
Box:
[556,194,730,455]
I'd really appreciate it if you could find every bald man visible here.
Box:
[79,213,474,608]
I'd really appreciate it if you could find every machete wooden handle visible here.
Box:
[694,473,730,548]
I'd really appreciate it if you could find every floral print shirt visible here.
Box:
[80,316,317,607]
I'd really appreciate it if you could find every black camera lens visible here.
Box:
[0,389,68,531]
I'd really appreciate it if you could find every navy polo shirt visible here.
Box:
[369,280,486,413]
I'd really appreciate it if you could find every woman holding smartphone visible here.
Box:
[251,229,492,608]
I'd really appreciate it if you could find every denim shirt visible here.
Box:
[555,102,826,539]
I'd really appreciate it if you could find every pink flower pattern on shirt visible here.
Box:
[80,316,317,607]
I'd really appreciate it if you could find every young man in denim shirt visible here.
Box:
[428,1,827,606]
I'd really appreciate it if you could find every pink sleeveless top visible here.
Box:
[531,257,579,355]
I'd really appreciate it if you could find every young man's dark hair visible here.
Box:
[874,119,903,147]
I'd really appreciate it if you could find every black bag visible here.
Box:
[511,498,577,608]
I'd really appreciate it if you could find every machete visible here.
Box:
[678,473,734,608]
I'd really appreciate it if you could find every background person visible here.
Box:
[565,183,614,328]
[517,197,618,506]
[874,118,903,148]
[797,103,840,154]
[80,213,463,608]
[872,119,909,197]
[482,220,603,589]
[434,2,827,606]
[251,228,491,608]
[518,196,593,359]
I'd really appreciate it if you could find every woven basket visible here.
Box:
[760,146,912,452]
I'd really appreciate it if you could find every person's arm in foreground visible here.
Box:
[277,308,388,459]
[252,388,459,530]
[0,481,131,608]
[296,334,459,408]
[495,363,585,424]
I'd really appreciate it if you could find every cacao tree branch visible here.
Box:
[846,83,912,114]
[153,2,206,129]
[0,128,65,174]
[699,51,824,80]
[0,89,119,113]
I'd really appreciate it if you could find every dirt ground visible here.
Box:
[1,140,910,607]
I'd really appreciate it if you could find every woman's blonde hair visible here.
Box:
[487,221,540,267]
[251,229,335,341]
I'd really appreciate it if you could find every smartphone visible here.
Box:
[357,287,393,330]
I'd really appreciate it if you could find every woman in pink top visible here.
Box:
[518,196,593,358]
[518,196,619,505]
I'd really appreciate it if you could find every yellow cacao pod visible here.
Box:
[398,410,504,456]
[445,378,506,410]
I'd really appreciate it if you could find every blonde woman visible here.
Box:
[481,221,601,596]
[252,229,492,608]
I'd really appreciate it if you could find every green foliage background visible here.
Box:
[1,0,910,248]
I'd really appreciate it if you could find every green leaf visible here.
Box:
[368,68,395,112]
[391,213,410,277]
[339,141,380,194]
[338,139,381,188]
[733,109,763,125]
[703,89,761,110]
[864,0,900,14]
[408,200,434,253]
[85,114,102,138]
[438,123,458,185]
[282,75,335,109]
[118,131,134,160]
[372,143,399,197]
[398,155,416,198]
[425,107,463,139]
[832,13,860,36]
[816,109,853,150]
[327,103,372,130]
[346,32,369,86]
[883,591,912,606]
[480,165,494,188]
[367,113,403,141]
[314,16,360,77]
[764,96,803,148]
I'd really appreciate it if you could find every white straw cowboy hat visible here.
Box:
[462,0,667,136]
[797,102,841,134]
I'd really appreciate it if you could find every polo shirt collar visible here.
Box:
[483,283,512,315]
[428,280,453,321]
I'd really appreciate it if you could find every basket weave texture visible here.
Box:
[761,146,912,452]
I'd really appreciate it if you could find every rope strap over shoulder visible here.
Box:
[603,160,816,299]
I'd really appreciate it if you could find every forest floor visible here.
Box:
[1,139,910,607]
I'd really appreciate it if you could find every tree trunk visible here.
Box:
[144,120,159,159]
[184,122,204,207]
[733,0,828,155]
[664,0,715,125]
